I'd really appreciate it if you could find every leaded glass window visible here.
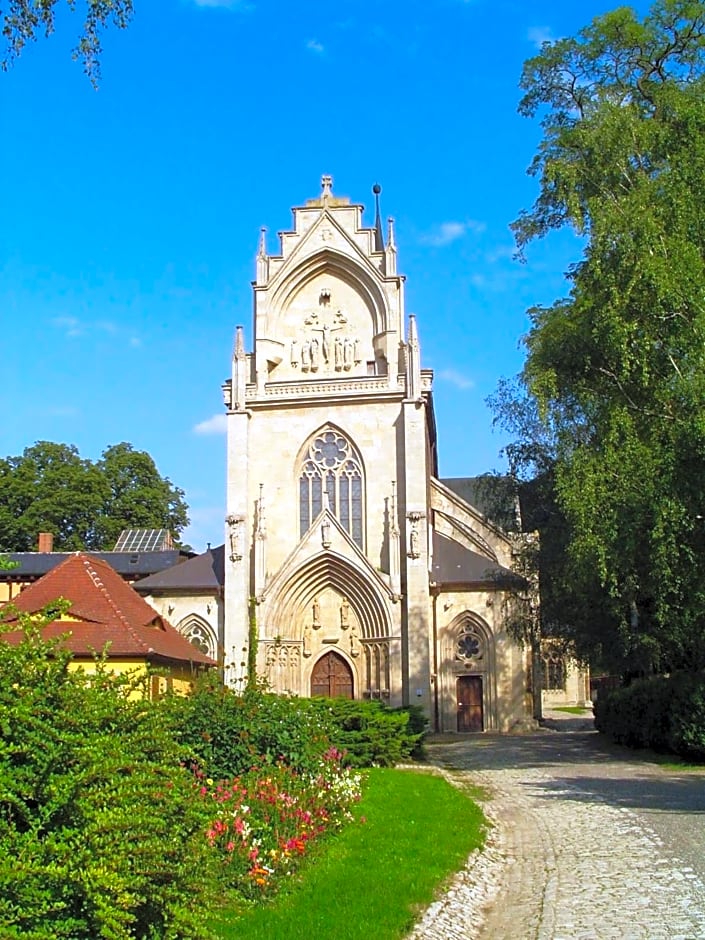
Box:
[299,430,364,548]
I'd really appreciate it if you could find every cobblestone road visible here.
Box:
[408,720,705,940]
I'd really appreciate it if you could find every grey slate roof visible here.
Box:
[440,475,520,531]
[431,531,522,589]
[0,550,190,582]
[133,545,225,593]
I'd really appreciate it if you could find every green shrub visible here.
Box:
[0,611,216,940]
[166,676,337,781]
[169,678,426,778]
[308,699,425,767]
[594,671,705,761]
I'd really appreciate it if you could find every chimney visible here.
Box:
[37,532,54,553]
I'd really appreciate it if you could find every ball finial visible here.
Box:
[372,183,381,195]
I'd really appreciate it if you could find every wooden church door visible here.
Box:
[311,651,354,699]
[457,676,483,732]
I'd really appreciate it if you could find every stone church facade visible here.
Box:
[220,177,534,733]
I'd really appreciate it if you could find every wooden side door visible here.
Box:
[311,651,354,699]
[457,676,483,732]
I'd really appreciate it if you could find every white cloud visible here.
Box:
[485,243,515,263]
[420,219,485,247]
[51,315,140,347]
[438,369,474,391]
[194,413,227,434]
[306,39,325,54]
[191,0,250,8]
[52,316,83,337]
[527,26,555,48]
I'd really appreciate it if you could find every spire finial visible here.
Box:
[387,216,396,250]
[321,174,333,199]
[372,183,384,251]
[257,227,267,258]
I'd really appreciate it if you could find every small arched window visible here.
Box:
[177,615,216,660]
[299,429,364,547]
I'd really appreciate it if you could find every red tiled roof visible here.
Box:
[0,553,215,666]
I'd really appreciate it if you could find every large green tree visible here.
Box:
[0,440,189,552]
[506,0,705,674]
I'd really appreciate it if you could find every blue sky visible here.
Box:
[2,0,649,551]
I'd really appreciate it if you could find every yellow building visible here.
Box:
[0,552,215,695]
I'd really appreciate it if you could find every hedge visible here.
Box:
[168,679,427,780]
[593,671,705,761]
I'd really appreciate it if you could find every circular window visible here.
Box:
[456,630,483,665]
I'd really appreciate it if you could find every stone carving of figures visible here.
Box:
[291,339,299,368]
[312,596,321,629]
[343,337,353,370]
[349,621,359,658]
[320,324,331,361]
[321,517,331,549]
[310,336,320,371]
[312,320,344,362]
[334,335,343,370]
[303,622,312,657]
[226,514,243,562]
[229,520,241,562]
[302,340,311,371]
[340,596,350,630]
[353,337,361,364]
[409,526,420,559]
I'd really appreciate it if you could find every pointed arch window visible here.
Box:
[176,615,217,660]
[299,429,364,548]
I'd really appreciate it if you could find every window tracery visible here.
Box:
[455,628,484,666]
[178,616,216,659]
[299,429,363,547]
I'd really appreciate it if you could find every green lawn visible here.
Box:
[209,767,486,940]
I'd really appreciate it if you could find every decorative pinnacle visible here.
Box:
[321,174,333,198]
[373,183,384,251]
[257,226,267,258]
[387,216,396,250]
[234,325,245,359]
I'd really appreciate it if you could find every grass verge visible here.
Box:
[209,766,486,940]
[552,706,593,714]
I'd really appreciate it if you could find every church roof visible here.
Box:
[0,553,215,666]
[431,531,522,589]
[134,545,225,593]
[440,475,520,531]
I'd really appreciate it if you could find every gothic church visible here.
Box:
[217,177,533,732]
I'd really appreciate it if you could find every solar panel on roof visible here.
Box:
[113,529,173,552]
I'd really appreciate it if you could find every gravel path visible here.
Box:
[408,718,705,940]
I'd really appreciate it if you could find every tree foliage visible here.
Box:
[501,0,705,674]
[2,0,133,84]
[0,440,189,552]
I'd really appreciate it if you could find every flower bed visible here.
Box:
[199,746,361,898]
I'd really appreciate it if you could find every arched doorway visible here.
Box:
[311,651,353,699]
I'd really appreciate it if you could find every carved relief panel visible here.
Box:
[271,274,377,381]
[274,587,362,670]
